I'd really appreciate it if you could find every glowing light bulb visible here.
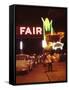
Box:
[20,41,23,50]
[42,40,47,49]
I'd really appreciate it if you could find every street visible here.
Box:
[16,62,66,84]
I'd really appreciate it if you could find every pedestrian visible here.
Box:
[47,53,52,72]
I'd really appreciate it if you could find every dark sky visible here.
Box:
[16,5,67,31]
[15,5,67,54]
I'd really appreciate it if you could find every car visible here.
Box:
[16,59,30,73]
[16,54,34,74]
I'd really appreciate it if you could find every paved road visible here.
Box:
[16,62,66,84]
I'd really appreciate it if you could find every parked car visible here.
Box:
[16,54,34,73]
[16,59,29,72]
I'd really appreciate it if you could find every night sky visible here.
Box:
[15,5,67,54]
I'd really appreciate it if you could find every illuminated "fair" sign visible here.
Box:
[20,26,42,35]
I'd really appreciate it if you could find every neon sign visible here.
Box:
[41,17,54,49]
[16,17,54,38]
[20,26,42,35]
[41,17,54,34]
[52,42,64,50]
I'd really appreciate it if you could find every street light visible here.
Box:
[20,41,23,54]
